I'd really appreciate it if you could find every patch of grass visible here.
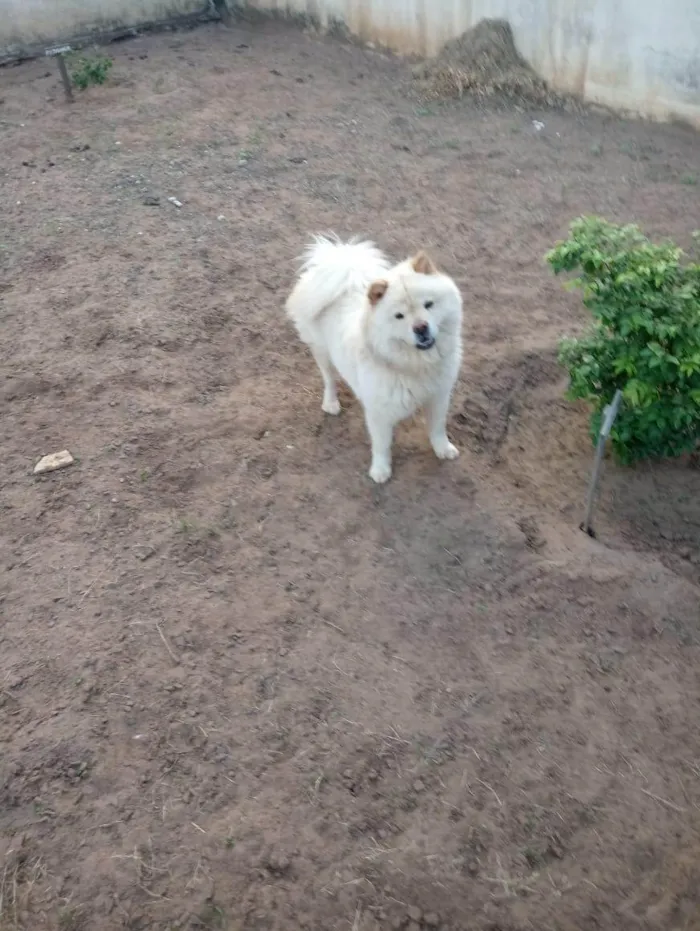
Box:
[225,836,236,849]
[589,141,603,156]
[69,54,113,90]
[414,106,434,117]
[175,517,220,539]
[58,905,84,931]
[239,126,265,162]
[177,517,197,534]
[680,173,698,185]
[139,469,149,482]
[198,902,226,928]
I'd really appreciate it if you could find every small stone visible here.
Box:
[412,779,425,793]
[408,924,421,931]
[93,892,113,914]
[167,196,183,208]
[407,906,422,923]
[424,914,440,928]
[33,450,74,474]
[142,195,160,206]
[266,854,290,874]
[289,156,306,164]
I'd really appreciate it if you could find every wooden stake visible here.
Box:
[46,45,73,102]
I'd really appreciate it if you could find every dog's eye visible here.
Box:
[394,312,404,320]
[424,300,434,310]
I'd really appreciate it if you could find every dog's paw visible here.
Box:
[322,398,341,415]
[434,440,459,461]
[369,462,392,484]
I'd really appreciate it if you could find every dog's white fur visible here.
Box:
[286,235,463,483]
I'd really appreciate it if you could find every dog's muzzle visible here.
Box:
[413,322,435,351]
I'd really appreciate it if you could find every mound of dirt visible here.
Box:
[413,18,568,107]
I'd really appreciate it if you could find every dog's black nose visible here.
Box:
[413,322,430,338]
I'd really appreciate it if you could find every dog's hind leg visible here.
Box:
[310,345,340,415]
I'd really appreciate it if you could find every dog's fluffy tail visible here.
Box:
[286,234,389,328]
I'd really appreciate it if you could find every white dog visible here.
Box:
[286,235,463,483]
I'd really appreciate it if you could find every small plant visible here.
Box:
[70,53,113,90]
[547,217,700,464]
[523,846,543,869]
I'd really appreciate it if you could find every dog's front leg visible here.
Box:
[425,389,459,461]
[365,412,394,484]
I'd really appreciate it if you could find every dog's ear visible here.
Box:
[368,280,388,306]
[411,252,437,275]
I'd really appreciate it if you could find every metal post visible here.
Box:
[581,389,623,537]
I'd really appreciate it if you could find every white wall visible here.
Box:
[0,0,206,57]
[1,0,699,126]
[243,0,700,127]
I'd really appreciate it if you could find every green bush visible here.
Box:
[70,53,113,90]
[547,217,700,464]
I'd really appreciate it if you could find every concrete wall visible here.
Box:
[0,0,208,59]
[1,0,699,126]
[240,0,700,127]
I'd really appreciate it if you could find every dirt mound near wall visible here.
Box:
[413,18,572,107]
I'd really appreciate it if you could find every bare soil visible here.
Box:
[1,19,700,931]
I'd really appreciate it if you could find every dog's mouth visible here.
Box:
[415,335,436,351]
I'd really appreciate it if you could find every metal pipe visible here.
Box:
[581,389,623,537]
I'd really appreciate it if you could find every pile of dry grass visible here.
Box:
[412,18,569,108]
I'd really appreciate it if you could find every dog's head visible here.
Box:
[367,252,461,355]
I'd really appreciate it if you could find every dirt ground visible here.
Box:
[1,18,700,931]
